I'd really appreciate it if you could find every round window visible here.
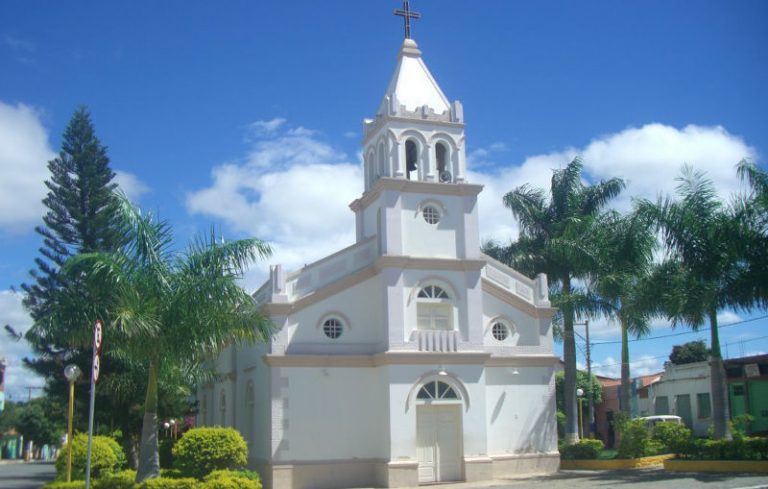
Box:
[492,322,510,341]
[323,318,343,339]
[422,205,440,224]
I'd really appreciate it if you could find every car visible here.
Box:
[637,415,684,430]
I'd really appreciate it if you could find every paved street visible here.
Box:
[0,462,56,489]
[434,469,768,489]
[1,462,768,489]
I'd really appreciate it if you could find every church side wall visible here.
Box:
[482,293,545,352]
[273,366,387,462]
[485,366,558,455]
[280,277,385,354]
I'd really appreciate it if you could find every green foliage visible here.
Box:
[618,419,664,458]
[677,436,768,460]
[160,469,184,479]
[55,434,121,480]
[13,397,64,447]
[201,470,262,489]
[652,422,692,454]
[559,439,604,460]
[669,340,710,365]
[136,478,199,489]
[102,436,129,470]
[172,428,248,479]
[731,414,754,439]
[555,370,603,412]
[43,482,86,489]
[556,410,566,439]
[159,438,176,469]
[97,470,137,489]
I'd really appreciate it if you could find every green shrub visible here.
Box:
[96,470,137,489]
[617,419,649,459]
[102,437,128,470]
[559,439,604,460]
[159,438,176,469]
[55,434,120,480]
[160,469,184,479]
[136,478,199,489]
[200,468,261,489]
[172,428,247,479]
[653,422,692,455]
[43,482,86,489]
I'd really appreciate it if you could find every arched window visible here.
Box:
[436,142,449,178]
[417,380,460,400]
[219,389,226,425]
[417,285,453,330]
[405,139,418,180]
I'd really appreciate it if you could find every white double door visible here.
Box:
[416,405,463,483]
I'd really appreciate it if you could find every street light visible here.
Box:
[576,387,585,440]
[63,364,81,482]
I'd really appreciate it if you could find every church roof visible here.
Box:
[377,38,450,116]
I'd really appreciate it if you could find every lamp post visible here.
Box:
[63,364,82,482]
[576,387,584,440]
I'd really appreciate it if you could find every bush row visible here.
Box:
[44,470,260,489]
[47,428,257,489]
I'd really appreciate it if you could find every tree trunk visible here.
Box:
[562,275,580,444]
[709,309,732,440]
[136,359,160,482]
[619,319,631,416]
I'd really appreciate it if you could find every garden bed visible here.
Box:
[560,453,674,470]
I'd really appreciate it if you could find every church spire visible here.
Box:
[394,0,421,40]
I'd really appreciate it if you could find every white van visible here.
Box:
[637,415,684,430]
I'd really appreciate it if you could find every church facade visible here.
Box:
[198,35,559,489]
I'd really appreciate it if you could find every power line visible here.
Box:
[592,334,768,370]
[590,314,768,346]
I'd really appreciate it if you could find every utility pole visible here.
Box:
[585,320,594,438]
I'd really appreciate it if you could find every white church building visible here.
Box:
[199,29,560,489]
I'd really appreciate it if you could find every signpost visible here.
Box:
[84,320,103,489]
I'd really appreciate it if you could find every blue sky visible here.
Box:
[1,1,767,400]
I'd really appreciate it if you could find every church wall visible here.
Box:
[386,364,488,460]
[237,342,272,464]
[273,366,388,462]
[484,366,558,455]
[280,277,386,354]
[400,191,460,259]
[481,292,543,350]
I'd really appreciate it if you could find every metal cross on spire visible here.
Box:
[394,0,421,39]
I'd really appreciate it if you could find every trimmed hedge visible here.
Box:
[172,428,247,479]
[136,478,199,489]
[55,434,123,480]
[43,482,86,489]
[653,422,692,455]
[560,439,604,460]
[97,470,137,489]
[678,437,768,460]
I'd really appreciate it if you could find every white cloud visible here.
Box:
[472,123,757,245]
[0,101,54,233]
[114,170,150,201]
[717,311,741,325]
[589,354,664,379]
[246,117,286,139]
[187,120,362,287]
[0,290,45,401]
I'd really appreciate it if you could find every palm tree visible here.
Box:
[485,157,625,444]
[638,166,743,439]
[63,193,274,481]
[733,160,768,308]
[590,210,656,415]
